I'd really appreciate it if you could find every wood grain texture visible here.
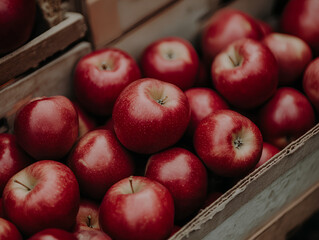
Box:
[0,12,87,85]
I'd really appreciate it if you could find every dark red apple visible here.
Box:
[258,87,316,149]
[194,110,263,177]
[112,78,190,154]
[68,129,134,200]
[184,87,229,137]
[14,96,79,160]
[72,101,96,138]
[257,19,273,37]
[2,160,80,236]
[0,133,31,196]
[141,36,199,90]
[211,38,278,109]
[99,176,175,240]
[262,33,312,86]
[202,192,223,209]
[27,228,77,240]
[74,229,112,240]
[74,48,141,116]
[0,198,4,218]
[73,199,100,233]
[145,147,208,221]
[281,0,319,55]
[201,8,263,64]
[0,0,36,55]
[254,142,280,169]
[0,217,22,240]
[303,57,319,112]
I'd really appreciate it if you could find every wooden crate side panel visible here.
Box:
[0,42,92,133]
[0,12,87,85]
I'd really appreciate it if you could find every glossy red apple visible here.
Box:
[0,0,36,55]
[73,199,100,233]
[281,0,319,55]
[201,8,263,64]
[145,147,208,221]
[254,142,280,169]
[14,95,79,160]
[184,87,229,137]
[72,101,96,138]
[303,57,319,111]
[141,37,199,90]
[0,217,22,240]
[0,133,31,196]
[68,129,134,200]
[74,48,141,116]
[27,228,77,240]
[2,160,80,236]
[211,38,278,109]
[99,176,175,240]
[113,78,191,154]
[262,33,312,86]
[258,87,316,149]
[74,229,112,240]
[194,110,263,177]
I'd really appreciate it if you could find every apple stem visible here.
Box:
[157,96,168,105]
[129,176,135,194]
[100,61,112,71]
[234,137,243,149]
[13,179,31,191]
[87,215,93,228]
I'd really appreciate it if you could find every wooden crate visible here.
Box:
[0,12,87,86]
[2,0,318,239]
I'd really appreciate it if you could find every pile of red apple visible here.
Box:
[1,0,319,239]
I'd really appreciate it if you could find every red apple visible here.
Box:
[112,78,191,154]
[0,0,36,55]
[280,0,319,55]
[0,199,4,218]
[74,48,141,116]
[75,229,112,240]
[0,217,22,240]
[0,133,31,196]
[27,228,77,240]
[14,96,79,160]
[73,199,100,233]
[67,129,134,200]
[141,37,199,90]
[145,147,208,221]
[194,109,263,177]
[193,61,211,87]
[255,142,280,169]
[202,192,223,209]
[184,87,229,137]
[262,33,312,86]
[2,160,80,236]
[303,57,319,111]
[72,101,96,138]
[99,176,175,240]
[201,8,263,64]
[211,38,278,109]
[258,87,316,149]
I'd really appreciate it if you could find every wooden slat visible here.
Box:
[0,12,87,85]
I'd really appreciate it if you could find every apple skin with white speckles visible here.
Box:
[141,37,199,90]
[145,147,208,222]
[194,109,263,178]
[99,176,175,240]
[2,160,80,237]
[67,129,134,200]
[112,78,191,154]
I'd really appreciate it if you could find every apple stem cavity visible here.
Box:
[13,179,31,191]
[233,137,243,149]
[100,61,113,71]
[228,52,243,67]
[157,96,168,105]
[129,176,135,194]
[165,50,175,60]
